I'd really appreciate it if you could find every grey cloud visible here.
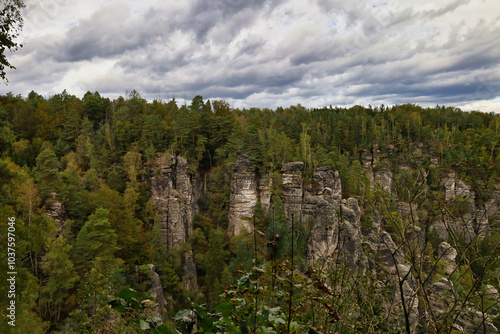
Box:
[54,4,173,62]
[423,0,470,19]
[5,0,500,112]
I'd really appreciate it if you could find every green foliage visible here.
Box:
[40,236,79,322]
[1,92,500,332]
[73,207,119,272]
[0,0,25,81]
[33,147,62,198]
[109,288,174,334]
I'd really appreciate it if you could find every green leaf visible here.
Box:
[129,297,141,310]
[200,315,214,331]
[215,303,235,313]
[118,287,136,300]
[108,299,128,313]
[157,324,174,334]
[268,307,281,314]
[239,320,250,334]
[175,309,193,323]
[139,319,150,330]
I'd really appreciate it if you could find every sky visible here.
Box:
[2,0,500,112]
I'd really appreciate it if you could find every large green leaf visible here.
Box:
[175,309,193,323]
[118,287,137,300]
[215,303,235,313]
[139,319,150,330]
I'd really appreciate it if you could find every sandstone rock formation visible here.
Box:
[148,264,169,318]
[304,167,342,262]
[444,172,472,200]
[228,158,345,262]
[228,155,259,235]
[374,169,393,193]
[148,154,200,248]
[438,242,458,276]
[281,161,305,219]
[147,153,199,290]
[46,192,65,233]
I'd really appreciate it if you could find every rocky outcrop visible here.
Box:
[148,154,200,249]
[444,172,471,200]
[281,162,305,219]
[485,285,499,299]
[336,198,362,265]
[280,162,346,262]
[304,167,342,262]
[148,264,169,318]
[228,158,345,262]
[442,173,497,241]
[438,242,457,276]
[46,192,65,233]
[367,230,406,274]
[374,169,393,193]
[258,175,272,212]
[228,155,259,235]
[147,153,199,290]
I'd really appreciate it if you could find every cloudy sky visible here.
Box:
[2,0,500,111]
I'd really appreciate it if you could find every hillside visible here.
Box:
[0,91,499,333]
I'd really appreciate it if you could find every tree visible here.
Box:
[73,207,119,272]
[33,147,62,198]
[40,236,79,322]
[0,0,24,81]
[82,91,106,127]
[72,208,124,332]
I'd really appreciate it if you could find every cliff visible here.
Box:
[228,157,359,263]
[148,154,200,248]
[147,153,200,290]
[145,153,498,332]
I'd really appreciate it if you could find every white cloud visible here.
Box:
[1,0,499,112]
[455,99,500,113]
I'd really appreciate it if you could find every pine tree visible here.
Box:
[73,207,119,272]
[40,236,79,321]
[33,148,62,198]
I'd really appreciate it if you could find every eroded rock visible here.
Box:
[228,155,259,235]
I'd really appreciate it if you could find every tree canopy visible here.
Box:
[0,0,24,81]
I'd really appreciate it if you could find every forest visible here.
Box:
[0,90,499,333]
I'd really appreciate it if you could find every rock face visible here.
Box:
[147,153,199,290]
[228,155,259,235]
[46,192,65,233]
[336,197,362,265]
[438,242,457,276]
[304,167,342,262]
[281,161,306,218]
[374,169,393,193]
[444,172,471,200]
[148,154,200,248]
[142,153,498,332]
[442,173,497,241]
[148,264,169,317]
[228,158,345,261]
[228,155,274,235]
